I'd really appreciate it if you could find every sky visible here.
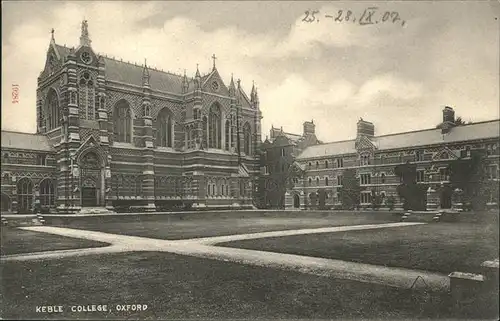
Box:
[2,1,499,142]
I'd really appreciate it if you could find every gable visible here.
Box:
[202,69,229,96]
[432,146,460,161]
[272,135,293,147]
[355,135,376,152]
[40,45,65,78]
[290,161,305,175]
[74,45,99,68]
[74,135,108,166]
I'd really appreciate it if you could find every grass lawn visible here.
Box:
[221,222,499,274]
[0,227,109,256]
[50,212,400,240]
[0,251,458,320]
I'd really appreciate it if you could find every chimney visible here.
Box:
[443,106,455,124]
[357,118,375,138]
[303,120,315,136]
[441,106,455,134]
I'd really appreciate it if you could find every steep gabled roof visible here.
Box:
[104,57,188,94]
[1,131,53,152]
[297,120,500,160]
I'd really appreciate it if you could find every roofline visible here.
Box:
[1,130,39,135]
[314,119,500,146]
[102,55,185,78]
[374,119,500,139]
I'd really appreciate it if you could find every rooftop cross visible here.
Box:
[212,54,217,70]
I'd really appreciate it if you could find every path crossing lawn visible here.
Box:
[0,251,455,320]
[221,222,499,274]
[51,212,400,240]
[0,227,109,256]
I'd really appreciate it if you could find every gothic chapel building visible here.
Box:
[1,21,263,213]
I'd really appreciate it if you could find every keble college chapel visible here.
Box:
[1,21,262,213]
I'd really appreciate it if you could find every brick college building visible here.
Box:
[257,121,321,208]
[1,21,262,214]
[284,108,500,211]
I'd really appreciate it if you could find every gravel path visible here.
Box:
[1,223,449,291]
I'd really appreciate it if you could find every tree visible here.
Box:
[449,149,489,210]
[338,169,361,210]
[395,162,426,210]
[435,116,470,129]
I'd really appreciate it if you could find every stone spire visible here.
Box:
[236,78,242,103]
[250,81,256,103]
[228,74,235,97]
[50,28,56,44]
[194,64,201,89]
[182,69,189,94]
[142,59,150,87]
[79,20,92,47]
[253,85,259,108]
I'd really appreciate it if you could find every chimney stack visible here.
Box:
[441,106,455,134]
[303,120,315,136]
[357,118,375,138]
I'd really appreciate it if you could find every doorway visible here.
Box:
[293,194,300,208]
[82,187,97,207]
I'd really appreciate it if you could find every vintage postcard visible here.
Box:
[1,1,499,320]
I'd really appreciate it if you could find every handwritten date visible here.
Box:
[302,8,407,27]
[12,84,19,104]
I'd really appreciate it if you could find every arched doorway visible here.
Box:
[79,151,104,207]
[440,184,452,209]
[293,194,300,208]
[17,178,33,213]
[318,189,326,209]
[1,193,11,212]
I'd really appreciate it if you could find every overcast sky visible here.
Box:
[2,1,499,141]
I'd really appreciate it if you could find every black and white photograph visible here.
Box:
[1,1,499,320]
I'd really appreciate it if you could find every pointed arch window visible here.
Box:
[209,104,222,149]
[243,122,251,155]
[113,100,132,143]
[40,179,55,207]
[78,72,95,120]
[225,120,231,151]
[157,108,173,147]
[17,178,33,213]
[202,116,208,148]
[46,89,60,130]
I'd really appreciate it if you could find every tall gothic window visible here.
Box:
[17,178,33,213]
[39,179,55,207]
[202,116,208,148]
[157,108,173,148]
[113,100,132,143]
[46,89,60,130]
[243,122,251,155]
[78,72,95,120]
[208,104,222,149]
[225,120,230,151]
